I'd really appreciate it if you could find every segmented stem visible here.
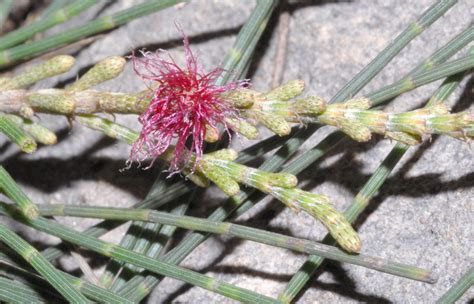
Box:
[0,113,37,153]
[437,267,474,304]
[0,0,182,67]
[37,203,435,283]
[0,223,90,303]
[0,0,97,51]
[0,205,279,304]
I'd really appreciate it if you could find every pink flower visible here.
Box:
[129,32,247,172]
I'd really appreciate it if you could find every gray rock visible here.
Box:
[0,0,472,303]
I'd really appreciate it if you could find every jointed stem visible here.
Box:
[37,203,436,283]
[277,45,474,304]
[101,0,278,293]
[68,31,473,301]
[437,267,474,304]
[0,204,279,304]
[0,276,52,303]
[0,0,183,67]
[331,0,457,103]
[0,0,97,51]
[0,1,468,302]
[0,248,133,303]
[0,223,90,303]
[0,113,37,153]
[0,166,38,218]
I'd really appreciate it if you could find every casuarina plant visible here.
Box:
[0,0,472,302]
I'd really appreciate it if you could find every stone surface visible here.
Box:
[0,0,473,303]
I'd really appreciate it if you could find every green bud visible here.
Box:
[343,97,372,109]
[222,89,261,108]
[265,80,305,101]
[266,172,298,188]
[338,119,372,142]
[389,108,432,136]
[352,110,388,134]
[0,55,75,90]
[312,203,362,253]
[199,160,240,196]
[6,114,57,145]
[294,96,326,115]
[67,56,126,92]
[205,149,238,161]
[0,114,37,153]
[226,117,259,139]
[248,111,291,136]
[429,111,473,140]
[272,187,361,253]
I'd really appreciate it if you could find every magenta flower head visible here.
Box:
[129,30,247,173]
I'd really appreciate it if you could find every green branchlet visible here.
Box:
[76,114,139,145]
[5,114,57,145]
[22,89,148,115]
[1,56,469,257]
[0,56,145,117]
[194,149,361,253]
[1,58,471,147]
[0,113,37,153]
[0,0,98,51]
[227,80,318,136]
[66,56,126,92]
[225,116,260,139]
[227,81,473,144]
[0,0,183,67]
[0,56,140,151]
[5,57,467,254]
[0,223,90,303]
[55,110,362,253]
[0,166,39,219]
[318,101,473,144]
[271,187,362,253]
[0,55,75,90]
